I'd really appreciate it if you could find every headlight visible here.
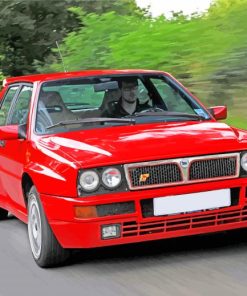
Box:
[102,167,122,189]
[79,170,99,192]
[241,153,247,172]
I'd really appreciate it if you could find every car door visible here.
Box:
[0,84,20,208]
[0,84,33,214]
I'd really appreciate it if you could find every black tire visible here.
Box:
[0,208,8,220]
[27,186,69,268]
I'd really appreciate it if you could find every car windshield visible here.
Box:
[35,74,211,134]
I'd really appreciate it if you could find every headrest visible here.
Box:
[100,89,121,110]
[39,91,64,107]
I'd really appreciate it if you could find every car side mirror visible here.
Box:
[208,106,227,120]
[0,124,26,140]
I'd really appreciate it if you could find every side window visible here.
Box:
[0,86,19,126]
[9,85,33,125]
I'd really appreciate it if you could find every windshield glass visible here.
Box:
[35,74,211,134]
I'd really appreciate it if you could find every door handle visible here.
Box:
[0,140,6,147]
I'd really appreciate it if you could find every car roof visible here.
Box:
[4,69,167,86]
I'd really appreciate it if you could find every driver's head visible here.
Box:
[121,78,138,104]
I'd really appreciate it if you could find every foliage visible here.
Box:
[0,0,141,76]
[45,9,144,72]
[0,0,246,127]
[224,115,247,129]
[0,0,83,76]
[39,0,247,124]
[79,0,145,16]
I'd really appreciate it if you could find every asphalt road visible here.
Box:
[1,216,247,296]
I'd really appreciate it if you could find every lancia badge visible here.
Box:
[180,159,189,168]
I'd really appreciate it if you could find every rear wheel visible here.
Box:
[27,186,69,267]
[0,208,8,220]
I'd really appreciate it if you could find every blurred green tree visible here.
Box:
[79,0,144,16]
[42,0,247,112]
[0,0,82,76]
[204,0,247,107]
[41,9,143,73]
[0,0,143,77]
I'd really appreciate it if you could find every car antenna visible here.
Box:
[56,41,67,73]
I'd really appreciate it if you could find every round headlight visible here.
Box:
[79,170,99,192]
[241,153,247,172]
[102,168,122,189]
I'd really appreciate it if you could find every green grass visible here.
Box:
[224,115,247,130]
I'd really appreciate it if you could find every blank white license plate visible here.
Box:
[153,189,231,216]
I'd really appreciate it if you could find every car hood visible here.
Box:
[37,121,247,168]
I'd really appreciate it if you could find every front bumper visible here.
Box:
[40,178,247,248]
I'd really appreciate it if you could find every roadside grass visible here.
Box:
[222,95,246,129]
[224,114,247,130]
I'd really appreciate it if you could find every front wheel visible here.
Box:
[27,186,69,267]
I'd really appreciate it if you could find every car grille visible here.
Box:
[124,153,239,190]
[189,157,237,180]
[128,163,182,187]
[122,204,247,237]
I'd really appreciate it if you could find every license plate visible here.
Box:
[153,189,231,216]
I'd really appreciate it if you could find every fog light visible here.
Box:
[101,224,121,239]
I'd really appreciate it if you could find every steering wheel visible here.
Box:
[138,107,165,113]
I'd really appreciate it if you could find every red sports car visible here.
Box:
[0,69,246,267]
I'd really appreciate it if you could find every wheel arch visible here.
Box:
[21,172,34,207]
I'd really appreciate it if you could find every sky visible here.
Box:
[136,0,213,17]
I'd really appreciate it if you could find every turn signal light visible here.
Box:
[75,201,135,219]
[75,206,98,218]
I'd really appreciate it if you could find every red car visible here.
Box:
[0,69,246,267]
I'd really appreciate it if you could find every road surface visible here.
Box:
[1,215,247,296]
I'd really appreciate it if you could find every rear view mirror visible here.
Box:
[0,125,19,140]
[208,106,227,120]
[94,81,119,92]
[0,124,26,140]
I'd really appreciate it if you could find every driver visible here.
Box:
[102,78,150,117]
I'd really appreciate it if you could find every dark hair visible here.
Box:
[119,77,138,87]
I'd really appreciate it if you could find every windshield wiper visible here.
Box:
[133,111,205,120]
[46,117,136,130]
